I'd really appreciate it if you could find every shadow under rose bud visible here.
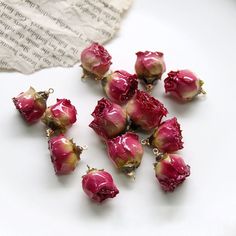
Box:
[149,117,183,153]
[102,70,138,105]
[82,167,119,203]
[154,153,190,192]
[89,98,127,140]
[13,87,53,124]
[48,134,84,175]
[105,132,144,177]
[80,42,112,80]
[164,70,206,101]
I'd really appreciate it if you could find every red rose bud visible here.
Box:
[126,90,168,131]
[154,154,190,192]
[89,98,127,140]
[82,167,119,203]
[81,42,112,80]
[135,51,166,91]
[164,70,206,101]
[102,70,138,105]
[149,117,183,153]
[13,87,53,123]
[42,99,77,134]
[48,134,84,175]
[106,132,144,177]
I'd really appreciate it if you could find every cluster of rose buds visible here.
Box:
[13,86,119,203]
[81,42,205,195]
[13,87,85,176]
[81,42,205,100]
[12,42,206,205]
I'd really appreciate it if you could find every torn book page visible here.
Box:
[0,0,132,74]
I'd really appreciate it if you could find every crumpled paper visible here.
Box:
[0,0,132,74]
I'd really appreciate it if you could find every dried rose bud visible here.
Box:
[102,70,138,105]
[135,51,166,91]
[42,99,77,134]
[126,90,168,131]
[48,134,83,175]
[89,98,127,140]
[13,87,52,123]
[106,132,144,177]
[149,117,183,153]
[154,154,190,192]
[81,42,112,80]
[164,70,206,101]
[82,167,119,203]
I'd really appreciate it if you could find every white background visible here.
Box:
[1,0,236,235]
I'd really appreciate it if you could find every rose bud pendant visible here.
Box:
[82,167,119,203]
[48,134,85,175]
[81,42,112,80]
[164,70,206,101]
[126,90,168,132]
[89,98,127,140]
[41,98,77,135]
[148,117,183,153]
[102,70,138,105]
[13,87,53,123]
[135,51,166,92]
[106,132,144,177]
[154,153,190,192]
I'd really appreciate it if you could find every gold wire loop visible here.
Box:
[141,138,150,146]
[48,88,54,94]
[153,148,159,156]
[146,84,153,93]
[81,145,88,150]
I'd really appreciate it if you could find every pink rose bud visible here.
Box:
[13,87,53,123]
[48,134,83,175]
[81,42,112,80]
[106,132,144,177]
[102,70,138,105]
[82,167,119,203]
[89,98,127,140]
[42,99,77,134]
[149,117,183,153]
[164,70,206,101]
[126,90,168,131]
[135,51,166,91]
[154,153,190,192]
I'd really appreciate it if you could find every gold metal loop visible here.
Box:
[153,148,159,156]
[81,145,88,150]
[48,88,54,94]
[141,138,150,146]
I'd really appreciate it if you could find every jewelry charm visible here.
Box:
[13,87,53,123]
[82,166,119,203]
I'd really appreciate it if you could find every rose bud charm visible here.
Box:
[154,153,190,192]
[135,51,166,91]
[80,42,112,80]
[48,134,84,175]
[149,117,183,153]
[106,132,144,177]
[102,70,138,105]
[41,99,77,135]
[126,90,168,132]
[164,70,206,101]
[89,98,127,140]
[13,87,53,123]
[82,167,119,203]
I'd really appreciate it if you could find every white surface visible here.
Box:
[1,0,236,235]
